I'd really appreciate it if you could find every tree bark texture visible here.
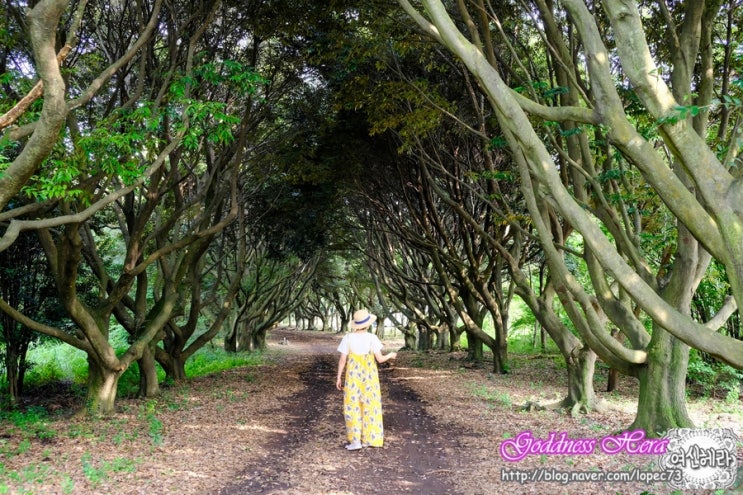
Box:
[630,328,694,435]
[86,358,123,415]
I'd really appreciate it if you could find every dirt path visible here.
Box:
[4,327,741,494]
[219,329,459,495]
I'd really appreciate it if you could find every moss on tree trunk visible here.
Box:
[630,327,693,436]
[559,346,604,415]
[492,330,508,374]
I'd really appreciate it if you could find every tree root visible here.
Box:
[518,401,546,412]
[518,397,610,416]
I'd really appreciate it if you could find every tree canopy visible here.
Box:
[0,0,742,437]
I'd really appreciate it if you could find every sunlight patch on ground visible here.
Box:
[184,470,210,478]
[178,422,287,435]
[391,366,451,372]
[392,480,417,488]
[235,423,288,434]
[388,375,456,384]
[389,367,455,382]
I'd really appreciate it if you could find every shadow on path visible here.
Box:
[219,351,460,495]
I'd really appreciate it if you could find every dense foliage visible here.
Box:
[0,0,741,439]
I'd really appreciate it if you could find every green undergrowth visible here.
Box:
[15,328,262,399]
[0,340,263,493]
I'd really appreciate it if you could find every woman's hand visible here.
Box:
[336,353,347,390]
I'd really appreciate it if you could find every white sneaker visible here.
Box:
[345,441,362,450]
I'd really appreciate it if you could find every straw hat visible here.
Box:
[349,309,377,329]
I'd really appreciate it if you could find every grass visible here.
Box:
[0,407,57,459]
[16,328,263,399]
[185,346,261,376]
[0,336,265,493]
[0,461,76,494]
[471,383,512,407]
[81,453,138,488]
[138,399,164,446]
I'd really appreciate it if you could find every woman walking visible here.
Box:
[336,309,397,450]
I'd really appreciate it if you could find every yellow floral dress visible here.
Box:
[339,333,384,447]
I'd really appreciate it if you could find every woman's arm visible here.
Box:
[373,350,397,364]
[336,353,348,390]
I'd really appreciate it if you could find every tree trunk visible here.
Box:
[492,344,507,374]
[467,332,483,363]
[2,329,32,408]
[157,351,188,382]
[448,325,461,350]
[438,326,449,350]
[376,318,385,339]
[630,327,693,436]
[252,328,267,351]
[492,315,508,374]
[629,221,701,435]
[137,344,160,397]
[606,329,623,392]
[237,323,252,351]
[607,368,619,392]
[515,283,600,415]
[86,359,122,415]
[5,346,19,408]
[224,327,237,353]
[417,325,433,350]
[17,340,29,397]
[560,346,603,415]
[402,323,417,349]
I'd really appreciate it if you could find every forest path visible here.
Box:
[5,327,738,494]
[218,327,460,495]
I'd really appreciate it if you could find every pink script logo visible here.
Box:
[500,429,669,462]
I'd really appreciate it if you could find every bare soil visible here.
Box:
[1,327,741,495]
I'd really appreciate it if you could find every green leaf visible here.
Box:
[560,126,583,137]
[543,86,569,98]
[487,136,507,149]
